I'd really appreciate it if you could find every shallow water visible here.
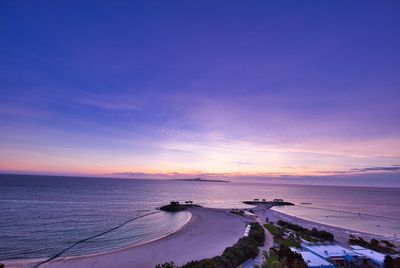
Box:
[1,174,399,261]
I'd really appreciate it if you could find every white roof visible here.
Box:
[290,248,335,267]
[349,246,386,264]
[349,245,365,250]
[303,245,360,258]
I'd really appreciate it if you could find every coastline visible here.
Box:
[3,207,247,268]
[271,204,400,237]
[3,204,399,268]
[3,211,193,268]
[254,204,400,246]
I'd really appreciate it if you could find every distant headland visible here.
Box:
[172,177,230,183]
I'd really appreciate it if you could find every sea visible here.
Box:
[1,174,399,261]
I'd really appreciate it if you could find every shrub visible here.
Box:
[384,256,400,268]
[230,209,245,217]
[160,201,185,212]
[349,237,398,254]
[264,223,300,248]
[277,245,307,268]
[382,240,395,248]
[277,220,334,241]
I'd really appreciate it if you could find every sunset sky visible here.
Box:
[1,1,399,184]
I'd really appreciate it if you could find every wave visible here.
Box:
[32,211,163,267]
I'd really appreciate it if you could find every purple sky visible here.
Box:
[0,1,399,185]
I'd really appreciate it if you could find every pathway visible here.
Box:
[241,207,274,268]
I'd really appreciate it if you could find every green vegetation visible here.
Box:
[159,201,200,212]
[229,209,245,217]
[262,222,312,267]
[262,245,306,268]
[248,222,266,245]
[382,240,396,248]
[276,245,307,268]
[277,220,334,242]
[156,222,265,268]
[384,256,400,268]
[262,250,280,268]
[264,223,301,248]
[264,223,282,236]
[349,236,398,254]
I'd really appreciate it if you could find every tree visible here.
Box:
[382,240,395,248]
[385,256,394,268]
[384,256,400,268]
[155,261,175,268]
[371,239,380,247]
[277,245,307,268]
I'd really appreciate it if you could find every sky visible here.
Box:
[0,1,399,185]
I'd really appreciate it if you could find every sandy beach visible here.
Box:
[4,207,247,268]
[3,204,399,268]
[253,204,400,247]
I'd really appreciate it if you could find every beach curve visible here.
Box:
[4,207,247,268]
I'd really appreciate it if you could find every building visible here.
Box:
[295,243,391,268]
[243,224,251,237]
[302,244,363,267]
[350,245,386,268]
[291,248,336,268]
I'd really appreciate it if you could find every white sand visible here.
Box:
[253,204,400,247]
[4,207,247,268]
[4,204,399,268]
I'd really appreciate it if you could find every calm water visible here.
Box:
[1,174,400,261]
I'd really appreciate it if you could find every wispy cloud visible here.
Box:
[315,165,400,176]
[235,161,254,166]
[350,165,400,172]
[75,94,142,111]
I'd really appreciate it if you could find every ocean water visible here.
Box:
[1,174,400,261]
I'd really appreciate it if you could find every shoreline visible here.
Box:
[4,207,247,268]
[3,211,193,267]
[254,204,400,247]
[270,206,400,241]
[3,204,399,268]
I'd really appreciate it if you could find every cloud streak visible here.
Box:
[1,1,400,186]
[350,165,400,173]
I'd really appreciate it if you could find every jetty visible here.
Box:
[243,198,294,208]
